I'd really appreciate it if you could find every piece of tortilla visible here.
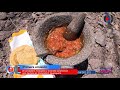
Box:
[10,45,38,66]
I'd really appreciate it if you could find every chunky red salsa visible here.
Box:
[46,26,84,58]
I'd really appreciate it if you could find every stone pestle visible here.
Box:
[63,13,86,41]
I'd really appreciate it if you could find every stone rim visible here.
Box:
[35,12,95,66]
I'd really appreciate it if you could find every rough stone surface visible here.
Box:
[94,30,106,46]
[0,12,7,20]
[0,31,12,40]
[34,12,95,66]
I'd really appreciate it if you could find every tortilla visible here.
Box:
[10,45,38,66]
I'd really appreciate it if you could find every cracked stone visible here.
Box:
[2,72,7,78]
[112,30,120,65]
[5,20,12,27]
[105,39,115,50]
[114,24,119,30]
[88,43,105,71]
[0,65,6,73]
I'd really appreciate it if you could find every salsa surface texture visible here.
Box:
[46,26,84,58]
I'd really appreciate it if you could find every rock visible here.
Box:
[0,65,5,73]
[0,20,6,31]
[20,12,32,19]
[113,30,120,49]
[0,61,3,67]
[88,43,105,72]
[0,43,3,48]
[104,27,120,77]
[34,12,94,66]
[89,59,102,69]
[3,20,15,31]
[7,12,16,18]
[7,74,13,78]
[95,30,105,46]
[0,50,4,58]
[0,31,12,40]
[45,12,55,15]
[0,12,7,20]
[5,20,11,27]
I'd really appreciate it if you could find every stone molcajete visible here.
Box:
[34,12,95,67]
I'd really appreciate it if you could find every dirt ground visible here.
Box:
[0,12,120,78]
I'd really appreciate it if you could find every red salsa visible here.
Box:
[46,26,84,58]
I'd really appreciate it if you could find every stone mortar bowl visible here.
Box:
[34,12,95,67]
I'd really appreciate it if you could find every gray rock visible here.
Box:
[0,51,4,58]
[95,30,105,46]
[88,44,105,69]
[0,61,3,67]
[0,31,12,40]
[0,12,7,20]
[113,30,120,65]
[0,20,6,31]
[5,20,11,27]
[104,27,120,77]
[7,12,16,18]
[45,12,55,15]
[89,59,102,69]
[3,20,15,31]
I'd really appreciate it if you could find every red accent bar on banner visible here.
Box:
[60,69,78,75]
[20,69,78,75]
